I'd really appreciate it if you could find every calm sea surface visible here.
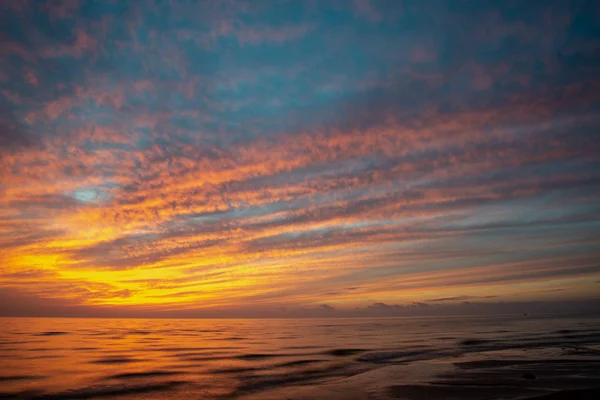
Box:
[1,315,599,399]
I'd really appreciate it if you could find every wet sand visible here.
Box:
[241,354,600,400]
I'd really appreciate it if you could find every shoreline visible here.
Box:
[240,357,600,400]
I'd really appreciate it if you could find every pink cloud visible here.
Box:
[25,70,39,86]
[43,28,97,58]
[0,41,35,62]
[2,0,32,15]
[354,0,383,23]
[233,24,315,46]
[410,47,437,63]
[45,0,80,20]
[1,90,22,104]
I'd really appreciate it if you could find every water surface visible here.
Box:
[1,315,599,399]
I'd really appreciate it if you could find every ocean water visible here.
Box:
[1,315,599,399]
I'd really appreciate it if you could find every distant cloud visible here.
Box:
[0,111,32,151]
[366,301,431,311]
[367,302,401,310]
[426,295,499,303]
[412,302,430,308]
[353,0,383,23]
[319,304,335,311]
[426,296,471,303]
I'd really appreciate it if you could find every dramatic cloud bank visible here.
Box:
[1,0,599,317]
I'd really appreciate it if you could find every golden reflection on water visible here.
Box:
[1,316,600,399]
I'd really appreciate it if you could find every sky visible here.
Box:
[1,0,599,318]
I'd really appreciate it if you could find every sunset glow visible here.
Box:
[1,0,599,317]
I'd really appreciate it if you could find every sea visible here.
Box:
[1,314,599,399]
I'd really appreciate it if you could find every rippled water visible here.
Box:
[1,315,599,399]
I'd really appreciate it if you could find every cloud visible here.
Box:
[232,24,315,46]
[0,109,33,151]
[0,0,599,316]
[368,302,399,310]
[42,28,98,58]
[353,0,383,23]
[427,296,470,303]
[426,295,498,303]
[366,302,430,311]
